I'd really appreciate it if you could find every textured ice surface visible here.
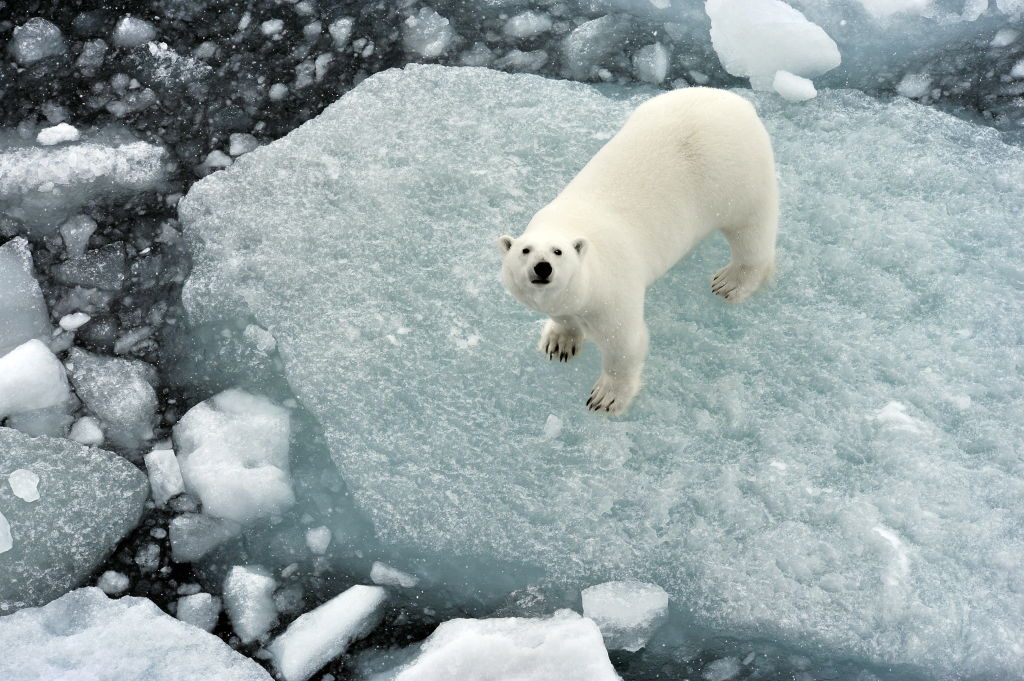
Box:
[0,133,166,233]
[0,237,50,356]
[7,18,65,65]
[180,65,1024,678]
[173,389,293,524]
[268,584,387,681]
[581,581,669,652]
[0,427,147,610]
[0,588,272,681]
[169,513,242,563]
[706,0,841,90]
[0,340,70,421]
[365,609,620,681]
[177,592,221,632]
[224,565,279,643]
[67,348,157,450]
[112,16,157,48]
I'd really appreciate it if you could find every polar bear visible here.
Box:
[499,87,778,415]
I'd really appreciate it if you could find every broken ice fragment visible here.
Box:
[305,526,331,555]
[177,592,221,632]
[36,123,80,146]
[370,561,419,589]
[96,570,129,595]
[268,585,387,681]
[8,18,65,65]
[8,470,40,503]
[112,16,156,48]
[581,581,669,652]
[223,565,278,644]
[0,511,11,554]
[772,70,817,102]
[169,513,242,563]
[0,340,70,420]
[144,448,184,506]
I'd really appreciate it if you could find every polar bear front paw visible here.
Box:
[586,373,639,416]
[539,320,583,362]
[711,262,771,304]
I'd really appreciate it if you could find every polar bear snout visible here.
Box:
[532,261,552,283]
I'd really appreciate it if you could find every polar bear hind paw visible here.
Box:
[711,262,771,304]
[586,374,639,416]
[539,321,583,362]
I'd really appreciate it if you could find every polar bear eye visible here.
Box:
[553,249,562,256]
[522,248,530,254]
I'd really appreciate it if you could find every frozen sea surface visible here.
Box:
[180,65,1024,678]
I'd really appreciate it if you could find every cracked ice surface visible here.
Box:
[179,65,1024,678]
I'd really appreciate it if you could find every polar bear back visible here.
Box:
[550,87,778,284]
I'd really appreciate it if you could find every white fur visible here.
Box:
[500,87,778,415]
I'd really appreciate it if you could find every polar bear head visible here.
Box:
[498,233,589,314]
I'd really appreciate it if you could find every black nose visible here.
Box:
[533,261,552,279]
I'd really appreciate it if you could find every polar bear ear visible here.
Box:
[499,235,514,254]
[573,238,589,258]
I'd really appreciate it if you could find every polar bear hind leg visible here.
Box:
[712,214,777,304]
[539,318,584,362]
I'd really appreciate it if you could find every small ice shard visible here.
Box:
[169,513,242,563]
[177,592,221,632]
[36,123,81,146]
[59,215,98,258]
[229,134,260,157]
[581,581,669,652]
[896,73,933,98]
[59,312,91,331]
[368,609,620,680]
[96,570,129,595]
[8,18,65,65]
[503,11,553,40]
[268,585,387,681]
[261,19,284,36]
[112,16,156,48]
[772,70,817,101]
[8,469,40,503]
[305,526,331,555]
[174,389,293,525]
[562,15,633,80]
[328,17,354,49]
[370,561,419,588]
[223,565,279,644]
[632,42,670,84]
[0,511,12,554]
[0,340,70,420]
[68,416,104,446]
[144,448,185,506]
[402,8,455,59]
[706,0,840,90]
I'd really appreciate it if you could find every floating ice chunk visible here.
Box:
[112,16,157,48]
[134,542,161,573]
[8,18,65,65]
[244,324,277,353]
[0,588,272,681]
[67,348,157,450]
[702,656,742,681]
[0,238,50,356]
[203,149,233,170]
[328,17,355,49]
[59,214,98,257]
[503,11,553,39]
[269,585,387,681]
[542,414,562,440]
[54,242,127,291]
[896,73,932,98]
[494,49,548,72]
[177,592,221,632]
[0,512,11,554]
[856,0,932,18]
[459,42,494,67]
[0,135,166,233]
[305,526,331,554]
[315,52,334,81]
[562,15,633,80]
[706,0,840,90]
[402,8,456,59]
[223,565,279,644]
[144,448,185,506]
[68,415,104,446]
[261,19,285,36]
[0,428,146,609]
[76,39,108,74]
[869,401,927,436]
[36,123,80,146]
[269,83,290,101]
[178,66,1024,679]
[370,561,419,588]
[174,389,293,524]
[59,312,91,331]
[169,513,243,562]
[367,610,620,681]
[229,133,260,157]
[991,27,1020,46]
[0,340,70,420]
[582,581,669,652]
[772,70,817,101]
[97,570,130,595]
[632,42,670,84]
[8,469,40,503]
[1010,59,1024,78]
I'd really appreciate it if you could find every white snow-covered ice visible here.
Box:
[179,65,1024,679]
[223,565,279,643]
